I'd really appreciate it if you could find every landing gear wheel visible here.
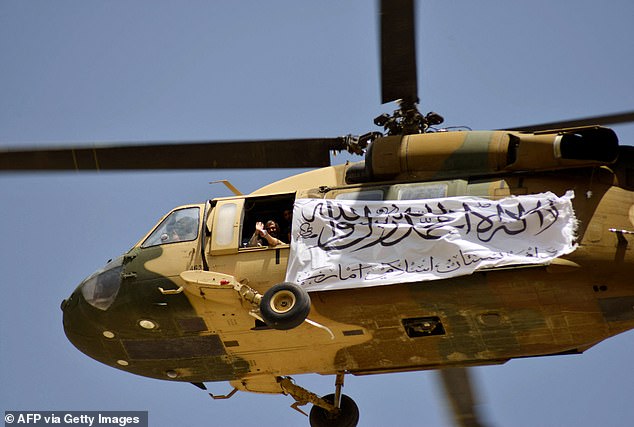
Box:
[309,394,359,427]
[260,282,310,330]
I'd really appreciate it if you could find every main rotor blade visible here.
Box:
[437,367,487,427]
[380,0,418,105]
[505,110,634,132]
[0,138,347,172]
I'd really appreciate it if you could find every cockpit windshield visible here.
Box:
[141,207,200,248]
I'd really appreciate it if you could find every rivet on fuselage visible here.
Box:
[139,319,157,330]
[102,331,115,338]
[116,360,129,366]
[166,370,178,379]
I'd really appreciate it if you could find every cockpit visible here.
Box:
[71,206,203,312]
[141,206,200,247]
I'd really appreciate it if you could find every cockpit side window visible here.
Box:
[141,207,200,248]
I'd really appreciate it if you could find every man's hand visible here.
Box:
[255,221,266,236]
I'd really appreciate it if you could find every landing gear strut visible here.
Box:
[281,372,359,427]
[204,373,359,427]
[309,372,359,427]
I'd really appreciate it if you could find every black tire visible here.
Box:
[309,394,359,427]
[259,282,310,330]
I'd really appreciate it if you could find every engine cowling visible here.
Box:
[345,126,619,183]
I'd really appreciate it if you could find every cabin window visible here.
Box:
[397,183,447,200]
[141,207,200,248]
[334,189,384,201]
[215,203,238,246]
[241,193,295,248]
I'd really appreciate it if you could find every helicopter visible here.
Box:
[2,1,634,427]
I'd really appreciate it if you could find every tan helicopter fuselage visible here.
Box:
[62,129,634,391]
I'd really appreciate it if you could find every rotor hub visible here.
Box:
[374,104,444,135]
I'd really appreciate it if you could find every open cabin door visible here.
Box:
[207,193,295,290]
[208,198,244,256]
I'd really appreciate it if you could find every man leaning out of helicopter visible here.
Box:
[247,220,285,247]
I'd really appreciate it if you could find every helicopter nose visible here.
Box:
[61,256,124,357]
[75,256,124,311]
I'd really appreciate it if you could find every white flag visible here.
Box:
[285,191,577,291]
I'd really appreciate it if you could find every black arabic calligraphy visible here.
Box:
[297,196,564,253]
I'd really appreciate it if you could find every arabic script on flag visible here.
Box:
[285,191,577,291]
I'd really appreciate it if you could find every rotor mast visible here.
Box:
[377,0,443,135]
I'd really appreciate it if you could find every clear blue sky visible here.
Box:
[2,1,634,426]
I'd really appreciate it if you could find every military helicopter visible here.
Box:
[2,1,634,427]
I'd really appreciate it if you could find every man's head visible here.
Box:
[265,220,279,237]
